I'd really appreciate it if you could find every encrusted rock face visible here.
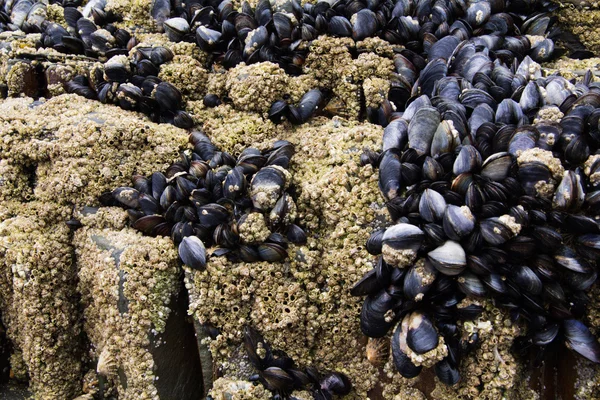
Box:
[556,3,600,54]
[2,1,600,397]
[0,202,82,399]
[0,95,187,206]
[74,207,194,400]
[0,96,191,397]
[186,117,386,397]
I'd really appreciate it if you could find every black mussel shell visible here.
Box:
[112,186,139,208]
[155,81,182,111]
[360,290,395,338]
[564,320,600,363]
[258,242,287,262]
[406,312,439,354]
[178,235,206,270]
[319,372,352,395]
[435,357,460,385]
[391,319,422,378]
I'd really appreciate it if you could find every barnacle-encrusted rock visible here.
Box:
[158,55,208,101]
[225,62,291,114]
[0,160,31,202]
[0,202,82,399]
[429,303,527,399]
[304,36,354,87]
[187,117,385,396]
[556,5,600,54]
[0,94,193,397]
[188,104,280,153]
[208,377,271,400]
[5,61,38,97]
[73,213,194,400]
[238,212,271,244]
[0,95,187,205]
[105,0,154,30]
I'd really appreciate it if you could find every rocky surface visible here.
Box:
[1,2,600,400]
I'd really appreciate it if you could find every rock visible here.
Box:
[73,207,202,400]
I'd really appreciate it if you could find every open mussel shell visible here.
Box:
[391,317,422,378]
[178,236,206,270]
[428,240,466,276]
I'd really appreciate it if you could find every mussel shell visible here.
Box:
[435,358,460,385]
[378,149,403,201]
[564,319,600,363]
[258,242,287,262]
[403,260,438,301]
[428,240,466,275]
[112,186,140,208]
[360,290,395,338]
[419,188,447,223]
[457,272,486,297]
[391,319,422,378]
[178,235,207,270]
[406,312,439,354]
[319,372,352,395]
[366,228,385,255]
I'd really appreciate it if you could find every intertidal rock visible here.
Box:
[74,207,202,400]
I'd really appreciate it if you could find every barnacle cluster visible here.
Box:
[0,97,192,398]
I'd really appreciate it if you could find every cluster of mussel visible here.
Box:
[352,47,600,383]
[150,0,592,123]
[1,0,126,51]
[66,45,196,128]
[0,0,194,127]
[103,132,306,269]
[152,0,574,76]
[241,326,352,400]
